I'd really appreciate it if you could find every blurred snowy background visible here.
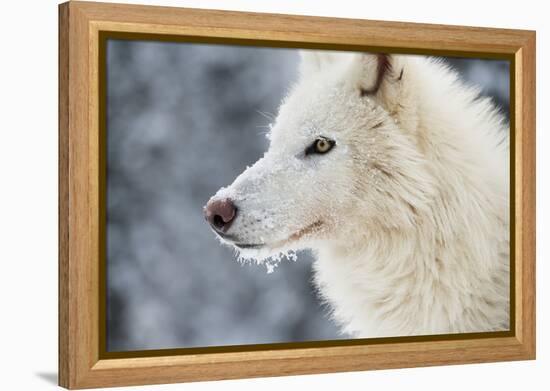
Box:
[106,40,510,352]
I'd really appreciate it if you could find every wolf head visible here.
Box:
[205,51,435,261]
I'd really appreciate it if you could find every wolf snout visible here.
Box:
[204,198,237,233]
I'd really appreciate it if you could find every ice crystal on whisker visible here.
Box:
[236,249,299,274]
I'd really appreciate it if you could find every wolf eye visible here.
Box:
[305,137,335,155]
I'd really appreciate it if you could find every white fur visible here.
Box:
[208,51,509,337]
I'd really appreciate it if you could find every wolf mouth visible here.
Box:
[218,220,324,251]
[233,242,266,249]
[214,231,266,250]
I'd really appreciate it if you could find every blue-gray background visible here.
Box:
[106,40,510,352]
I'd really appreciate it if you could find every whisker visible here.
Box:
[256,110,276,120]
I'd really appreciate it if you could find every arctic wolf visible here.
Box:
[204,51,509,337]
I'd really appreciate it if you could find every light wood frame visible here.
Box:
[59,1,536,389]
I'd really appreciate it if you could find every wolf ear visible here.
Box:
[348,53,393,96]
[350,53,417,130]
[299,50,340,75]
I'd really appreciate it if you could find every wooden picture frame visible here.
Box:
[59,1,536,389]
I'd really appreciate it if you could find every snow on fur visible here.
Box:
[207,51,509,337]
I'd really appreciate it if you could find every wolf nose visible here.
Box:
[204,198,237,233]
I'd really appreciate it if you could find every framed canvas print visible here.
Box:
[58,1,536,389]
